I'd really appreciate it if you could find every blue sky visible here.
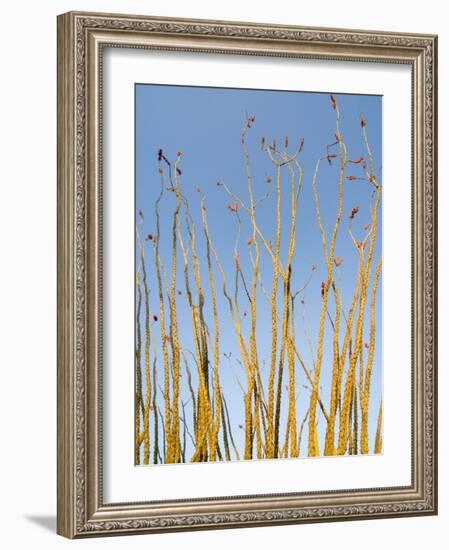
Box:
[135,83,382,462]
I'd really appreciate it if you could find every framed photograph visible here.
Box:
[57,11,438,538]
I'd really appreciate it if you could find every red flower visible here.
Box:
[352,156,364,164]
[247,238,252,246]
[361,118,367,128]
[284,135,289,148]
[364,223,371,231]
[327,153,337,165]
[356,241,364,249]
[334,257,343,267]
[346,175,358,181]
[227,201,238,213]
[330,94,337,109]
[364,342,369,349]
[321,281,326,298]
[246,115,256,128]
[349,206,359,220]
[158,166,163,175]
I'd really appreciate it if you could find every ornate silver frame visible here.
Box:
[57,11,438,538]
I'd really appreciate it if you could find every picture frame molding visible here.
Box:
[57,10,438,538]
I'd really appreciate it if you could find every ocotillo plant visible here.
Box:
[135,94,382,465]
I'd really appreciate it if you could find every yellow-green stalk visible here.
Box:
[324,283,341,455]
[154,169,172,462]
[374,400,383,454]
[360,256,382,453]
[201,199,222,461]
[308,99,346,457]
[135,269,143,464]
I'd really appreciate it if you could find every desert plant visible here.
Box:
[135,95,382,464]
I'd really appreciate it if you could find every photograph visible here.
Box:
[134,85,383,465]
